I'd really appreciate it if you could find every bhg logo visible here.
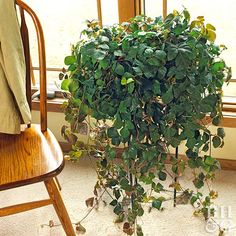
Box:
[205,205,236,233]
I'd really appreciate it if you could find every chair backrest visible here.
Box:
[16,0,47,132]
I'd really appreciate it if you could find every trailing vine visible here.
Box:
[61,9,231,235]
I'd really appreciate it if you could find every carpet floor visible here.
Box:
[1,158,236,236]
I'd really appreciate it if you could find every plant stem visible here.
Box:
[174,146,178,207]
[76,189,106,225]
[129,168,134,209]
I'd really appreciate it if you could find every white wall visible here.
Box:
[32,111,67,142]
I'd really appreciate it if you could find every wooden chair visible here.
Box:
[0,1,75,235]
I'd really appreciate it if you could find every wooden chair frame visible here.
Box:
[0,1,75,235]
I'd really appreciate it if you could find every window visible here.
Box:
[25,0,236,100]
[24,0,98,86]
[101,0,119,26]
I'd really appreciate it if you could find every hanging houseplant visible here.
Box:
[61,9,231,235]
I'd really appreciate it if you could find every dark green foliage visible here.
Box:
[61,10,231,235]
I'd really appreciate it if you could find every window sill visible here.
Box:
[31,96,236,128]
[32,98,65,113]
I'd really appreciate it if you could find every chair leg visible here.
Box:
[55,176,62,191]
[44,178,75,236]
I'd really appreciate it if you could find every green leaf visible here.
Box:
[98,44,109,50]
[153,183,164,193]
[202,95,217,107]
[114,50,125,57]
[109,41,119,51]
[162,86,173,104]
[147,57,160,66]
[212,61,225,72]
[107,127,119,138]
[64,55,76,65]
[217,128,225,138]
[176,52,191,68]
[133,66,142,75]
[137,225,144,236]
[121,77,127,85]
[114,204,123,215]
[158,171,167,181]
[188,159,197,169]
[122,40,130,52]
[112,137,120,146]
[190,196,198,205]
[137,207,144,216]
[205,156,215,165]
[107,148,116,160]
[67,64,77,72]
[128,83,135,94]
[93,49,106,60]
[126,121,135,130]
[185,149,195,159]
[183,9,190,22]
[167,44,178,60]
[164,127,176,139]
[152,199,162,210]
[61,79,72,91]
[100,158,107,168]
[158,66,167,79]
[120,178,131,191]
[142,150,155,162]
[193,178,204,189]
[115,63,125,76]
[114,189,121,199]
[110,199,118,206]
[68,80,78,93]
[128,47,138,58]
[114,116,123,129]
[100,36,110,42]
[150,128,160,142]
[152,80,161,95]
[121,77,134,86]
[202,143,209,152]
[120,127,130,139]
[155,50,166,62]
[127,78,134,84]
[202,132,210,142]
[100,58,109,69]
[212,136,221,148]
[96,79,104,86]
[144,48,154,57]
[95,69,102,79]
[212,116,221,126]
[200,104,212,113]
[186,138,196,149]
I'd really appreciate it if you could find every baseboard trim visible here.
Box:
[217,158,236,170]
[59,142,72,153]
[59,142,236,171]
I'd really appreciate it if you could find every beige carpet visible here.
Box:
[1,158,236,236]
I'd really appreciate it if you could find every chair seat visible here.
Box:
[0,124,64,191]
